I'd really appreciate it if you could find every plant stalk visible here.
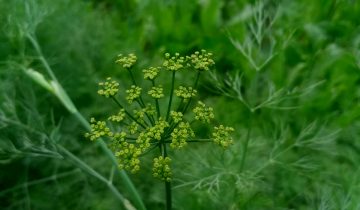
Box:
[162,143,172,210]
[25,33,146,210]
[57,145,136,210]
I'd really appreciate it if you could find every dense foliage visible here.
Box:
[1,0,360,209]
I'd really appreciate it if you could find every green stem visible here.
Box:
[26,34,146,210]
[155,99,161,119]
[26,33,58,82]
[166,71,176,121]
[139,143,159,157]
[176,98,185,112]
[127,69,147,109]
[186,139,213,143]
[128,69,138,86]
[239,126,251,172]
[74,113,147,210]
[127,69,155,125]
[151,80,161,119]
[0,169,80,197]
[182,72,201,113]
[136,99,155,126]
[57,145,135,210]
[162,144,172,210]
[163,139,213,143]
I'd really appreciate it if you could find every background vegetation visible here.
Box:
[1,0,360,209]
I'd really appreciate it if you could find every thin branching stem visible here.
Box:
[127,69,155,125]
[155,99,161,118]
[164,139,212,143]
[136,99,155,125]
[111,97,147,129]
[139,144,159,157]
[187,139,213,143]
[163,72,201,137]
[151,80,161,119]
[182,71,201,113]
[166,71,176,121]
[176,98,185,112]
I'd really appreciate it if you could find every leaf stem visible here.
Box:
[57,145,135,210]
[25,33,146,210]
[26,33,58,82]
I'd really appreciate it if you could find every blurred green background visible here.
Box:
[1,0,360,209]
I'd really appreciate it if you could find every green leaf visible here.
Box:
[25,68,54,94]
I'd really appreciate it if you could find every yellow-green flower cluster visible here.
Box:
[85,118,113,141]
[133,108,146,121]
[116,53,137,68]
[170,111,183,123]
[186,50,215,71]
[136,132,151,152]
[175,86,197,100]
[110,133,142,173]
[115,141,142,174]
[147,118,169,140]
[109,132,127,151]
[97,77,119,97]
[126,85,142,103]
[144,104,156,116]
[148,85,164,99]
[128,122,138,134]
[87,50,235,181]
[193,101,215,123]
[163,53,185,71]
[143,67,160,80]
[108,109,126,122]
[212,125,234,149]
[152,156,172,182]
[133,105,155,120]
[170,122,194,149]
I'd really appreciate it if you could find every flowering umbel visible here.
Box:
[85,50,235,182]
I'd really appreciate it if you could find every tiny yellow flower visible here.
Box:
[143,67,160,80]
[170,122,194,149]
[97,77,119,97]
[186,49,215,71]
[116,53,137,69]
[193,101,215,123]
[212,125,234,149]
[152,156,172,182]
[148,85,164,99]
[175,86,197,100]
[126,85,142,103]
[108,109,126,122]
[163,52,185,71]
